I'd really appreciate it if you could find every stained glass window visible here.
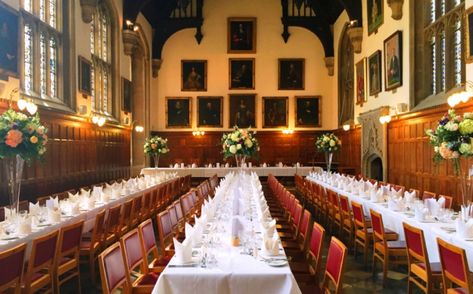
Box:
[90,5,112,114]
[49,37,57,98]
[49,0,57,28]
[40,33,47,98]
[431,36,436,94]
[23,24,33,94]
[454,18,462,85]
[23,0,32,12]
[40,0,46,22]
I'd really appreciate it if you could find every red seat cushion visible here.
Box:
[31,271,46,283]
[155,255,172,266]
[138,272,159,285]
[416,262,442,273]
[449,288,469,294]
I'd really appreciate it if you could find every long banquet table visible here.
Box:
[142,166,321,178]
[153,172,301,294]
[308,175,473,270]
[0,174,176,254]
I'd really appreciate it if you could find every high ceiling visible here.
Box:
[123,0,361,59]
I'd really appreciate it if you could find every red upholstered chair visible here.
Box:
[141,191,152,221]
[138,219,170,272]
[23,229,59,293]
[437,238,473,293]
[321,237,348,294]
[352,201,372,265]
[55,220,84,294]
[422,191,436,200]
[283,209,312,255]
[98,242,130,294]
[157,209,175,256]
[119,199,134,236]
[370,209,407,286]
[0,242,26,293]
[80,209,106,286]
[438,194,453,209]
[403,222,442,293]
[120,229,161,293]
[131,194,144,228]
[339,195,354,246]
[104,204,123,245]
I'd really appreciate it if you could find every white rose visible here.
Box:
[231,133,239,142]
[329,140,336,147]
[323,137,329,142]
[434,146,439,153]
[445,122,459,132]
[245,139,253,148]
[229,145,237,154]
[237,144,242,150]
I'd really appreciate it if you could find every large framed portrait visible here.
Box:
[367,0,383,35]
[166,97,192,128]
[229,94,256,128]
[262,96,288,128]
[356,58,367,106]
[384,31,402,91]
[181,60,207,91]
[227,17,256,53]
[78,56,92,96]
[368,50,382,96]
[0,2,18,80]
[278,58,304,90]
[229,58,254,89]
[122,77,132,113]
[466,7,473,63]
[197,96,223,127]
[295,96,321,127]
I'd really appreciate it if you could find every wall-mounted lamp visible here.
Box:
[281,129,294,135]
[135,125,144,133]
[192,130,205,136]
[447,81,473,108]
[125,19,134,29]
[378,103,408,125]
[379,115,392,124]
[91,114,107,127]
[342,119,355,131]
[17,98,37,115]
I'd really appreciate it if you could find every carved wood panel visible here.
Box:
[0,100,131,205]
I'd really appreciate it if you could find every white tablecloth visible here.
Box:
[142,166,321,178]
[0,176,175,254]
[309,177,473,270]
[153,173,301,294]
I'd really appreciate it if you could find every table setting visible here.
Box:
[153,172,301,294]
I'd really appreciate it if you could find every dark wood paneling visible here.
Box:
[153,129,361,175]
[387,102,473,206]
[334,126,361,175]
[0,100,131,205]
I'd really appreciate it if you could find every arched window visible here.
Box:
[414,0,464,106]
[338,24,354,126]
[21,0,62,103]
[90,4,112,115]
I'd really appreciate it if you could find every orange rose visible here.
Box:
[30,136,38,144]
[5,129,23,148]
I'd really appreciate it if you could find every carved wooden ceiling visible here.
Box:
[123,0,361,59]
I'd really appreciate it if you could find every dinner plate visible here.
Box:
[268,260,288,267]
[418,219,436,223]
[1,236,19,241]
[440,227,456,232]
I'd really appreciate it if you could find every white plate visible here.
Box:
[464,237,473,241]
[268,260,288,267]
[419,219,436,223]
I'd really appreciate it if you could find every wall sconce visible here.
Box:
[17,98,37,115]
[91,114,107,127]
[447,81,473,108]
[135,125,144,133]
[125,19,134,30]
[379,115,392,124]
[342,119,355,131]
[281,129,294,135]
[192,130,205,136]
[378,103,408,124]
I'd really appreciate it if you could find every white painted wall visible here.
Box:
[151,0,337,131]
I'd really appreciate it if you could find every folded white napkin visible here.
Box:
[390,187,403,198]
[415,207,429,221]
[3,207,14,220]
[225,163,230,168]
[174,163,179,168]
[388,197,404,211]
[48,208,61,223]
[80,188,90,197]
[46,197,59,209]
[263,163,267,168]
[456,218,473,238]
[18,217,32,234]
[194,215,207,227]
[173,238,193,264]
[262,234,279,256]
[92,186,103,198]
[370,189,384,203]
[404,190,417,203]
[264,220,276,238]
[232,217,244,238]
[185,222,203,246]
[424,198,444,216]
[29,202,41,216]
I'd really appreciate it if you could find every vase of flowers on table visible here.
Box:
[221,127,259,167]
[426,109,473,207]
[144,136,169,167]
[315,133,341,172]
[0,109,48,214]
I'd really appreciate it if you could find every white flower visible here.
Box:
[329,140,336,147]
[229,145,237,154]
[434,146,439,153]
[245,139,253,148]
[444,122,459,132]
[231,133,239,142]
[237,144,242,150]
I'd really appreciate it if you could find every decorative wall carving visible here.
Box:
[387,0,404,20]
[347,27,363,53]
[79,0,98,23]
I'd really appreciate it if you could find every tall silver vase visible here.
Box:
[3,155,25,214]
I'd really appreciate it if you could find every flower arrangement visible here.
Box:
[144,136,169,156]
[221,127,259,159]
[0,109,48,162]
[426,109,473,172]
[315,132,341,153]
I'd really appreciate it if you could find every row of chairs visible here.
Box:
[267,175,349,294]
[296,175,473,293]
[98,176,219,294]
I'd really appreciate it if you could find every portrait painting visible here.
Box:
[197,96,223,127]
[227,17,256,53]
[278,59,304,90]
[367,0,383,35]
[0,2,18,79]
[166,97,192,128]
[229,94,256,128]
[295,96,321,127]
[262,97,288,128]
[229,58,254,89]
[122,77,132,113]
[466,7,473,63]
[355,58,366,106]
[368,50,382,96]
[181,60,207,91]
[384,31,403,91]
[78,56,92,96]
